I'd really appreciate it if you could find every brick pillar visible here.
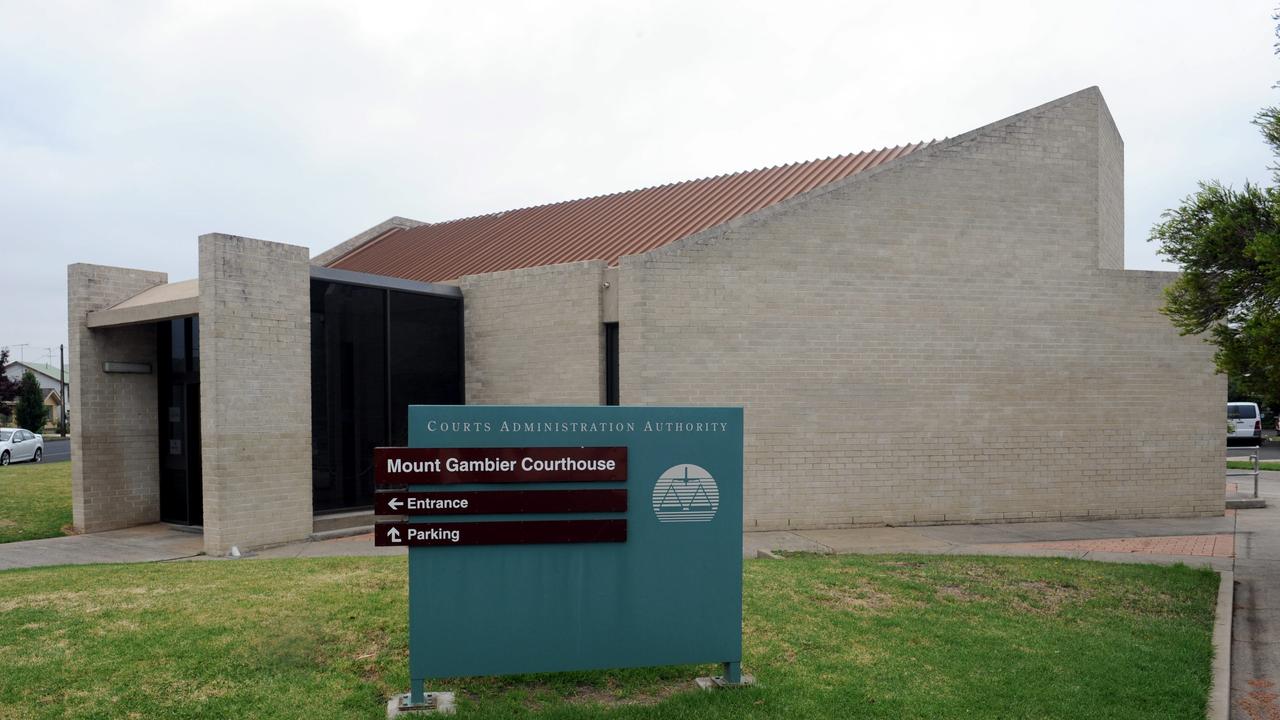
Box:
[198,233,312,555]
[67,264,167,532]
[461,261,606,404]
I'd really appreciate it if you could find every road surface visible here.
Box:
[40,438,70,463]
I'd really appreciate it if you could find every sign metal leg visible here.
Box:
[696,660,753,690]
[391,680,455,716]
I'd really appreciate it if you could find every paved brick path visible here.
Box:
[985,533,1236,558]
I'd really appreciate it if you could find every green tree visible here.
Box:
[14,371,48,432]
[1150,25,1280,410]
[0,349,17,423]
[0,350,17,400]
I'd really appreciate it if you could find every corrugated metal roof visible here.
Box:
[328,143,929,282]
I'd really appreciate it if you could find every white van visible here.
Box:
[1228,402,1263,445]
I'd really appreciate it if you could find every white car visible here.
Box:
[0,428,43,465]
[1228,402,1263,445]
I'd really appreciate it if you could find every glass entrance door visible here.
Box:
[310,278,463,513]
[158,317,202,525]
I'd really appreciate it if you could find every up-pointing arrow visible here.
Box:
[387,526,401,543]
[388,497,403,511]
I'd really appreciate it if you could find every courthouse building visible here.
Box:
[68,87,1222,555]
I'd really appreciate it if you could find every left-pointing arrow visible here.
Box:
[388,497,403,511]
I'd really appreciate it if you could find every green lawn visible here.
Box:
[0,554,1217,719]
[0,460,71,543]
[1227,459,1280,471]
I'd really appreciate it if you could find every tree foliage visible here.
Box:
[0,349,18,405]
[15,371,48,433]
[1151,38,1280,411]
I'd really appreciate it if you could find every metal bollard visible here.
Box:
[1254,449,1261,499]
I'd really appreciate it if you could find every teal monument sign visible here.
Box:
[374,405,745,707]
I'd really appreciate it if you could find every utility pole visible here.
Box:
[59,344,66,438]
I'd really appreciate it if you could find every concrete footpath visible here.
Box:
[0,523,203,570]
[0,513,1242,570]
[1227,471,1280,720]
[743,515,1236,570]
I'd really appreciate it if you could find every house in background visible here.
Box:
[31,389,63,431]
[2,360,69,429]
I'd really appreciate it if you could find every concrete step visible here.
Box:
[313,510,374,535]
[1227,495,1267,510]
[310,525,374,542]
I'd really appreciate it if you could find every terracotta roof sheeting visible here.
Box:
[328,143,930,283]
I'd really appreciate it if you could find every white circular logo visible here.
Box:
[652,464,719,523]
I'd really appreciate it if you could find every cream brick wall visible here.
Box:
[612,87,1221,528]
[198,234,312,554]
[1097,94,1125,271]
[67,264,167,533]
[461,261,605,404]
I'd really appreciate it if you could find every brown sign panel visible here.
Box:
[374,519,627,547]
[374,446,627,486]
[373,489,627,516]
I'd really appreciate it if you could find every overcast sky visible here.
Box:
[1,1,1276,363]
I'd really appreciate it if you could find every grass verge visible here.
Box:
[0,459,70,543]
[0,554,1217,719]
[1227,459,1280,471]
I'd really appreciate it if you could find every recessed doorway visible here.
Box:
[158,316,202,526]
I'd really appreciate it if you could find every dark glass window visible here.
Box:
[604,322,619,406]
[158,316,201,525]
[311,281,387,512]
[389,290,464,446]
[311,279,463,513]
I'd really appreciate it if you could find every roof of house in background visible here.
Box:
[3,361,66,383]
[323,143,931,283]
